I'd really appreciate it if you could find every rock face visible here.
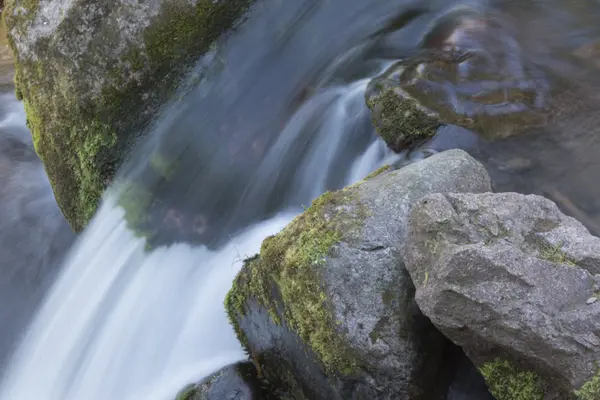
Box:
[175,362,271,400]
[404,191,600,400]
[225,149,492,399]
[3,0,253,231]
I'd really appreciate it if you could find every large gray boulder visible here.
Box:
[404,192,600,400]
[3,0,253,231]
[225,149,493,399]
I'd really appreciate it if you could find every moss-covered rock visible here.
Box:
[479,359,544,400]
[226,149,493,399]
[576,371,600,400]
[0,15,13,89]
[365,84,442,152]
[3,0,253,231]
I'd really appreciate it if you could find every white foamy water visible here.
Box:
[0,196,297,400]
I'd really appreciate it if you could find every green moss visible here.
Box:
[538,241,577,266]
[479,359,544,400]
[4,0,40,31]
[175,384,197,400]
[226,188,369,376]
[576,371,600,400]
[365,87,441,152]
[5,0,253,231]
[364,164,391,181]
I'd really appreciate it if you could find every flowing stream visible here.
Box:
[3,0,600,399]
[0,1,410,398]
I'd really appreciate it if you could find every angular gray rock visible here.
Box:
[226,149,493,399]
[404,192,600,400]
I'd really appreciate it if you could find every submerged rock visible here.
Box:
[3,0,253,231]
[365,5,550,152]
[225,149,492,399]
[365,82,442,152]
[404,191,600,400]
[175,362,271,400]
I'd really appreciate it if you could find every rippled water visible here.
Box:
[3,0,600,398]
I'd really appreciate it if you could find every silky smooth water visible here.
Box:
[4,0,600,398]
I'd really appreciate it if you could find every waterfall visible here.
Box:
[0,0,431,397]
[0,79,398,400]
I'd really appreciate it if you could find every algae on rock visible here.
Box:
[365,84,441,152]
[3,0,253,231]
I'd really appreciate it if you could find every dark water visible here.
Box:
[410,0,600,237]
[0,10,73,372]
[1,0,600,397]
[0,93,74,369]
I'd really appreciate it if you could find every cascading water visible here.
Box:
[0,78,399,400]
[0,0,421,397]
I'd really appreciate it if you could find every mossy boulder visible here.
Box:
[3,0,253,231]
[365,76,442,153]
[225,149,493,399]
[404,191,600,400]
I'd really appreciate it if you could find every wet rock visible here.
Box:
[0,18,12,90]
[3,0,253,231]
[573,39,600,70]
[404,191,600,400]
[175,362,273,400]
[225,149,492,399]
[365,82,442,152]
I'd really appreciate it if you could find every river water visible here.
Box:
[2,0,600,399]
[0,20,74,370]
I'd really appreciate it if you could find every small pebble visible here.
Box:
[586,297,598,305]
